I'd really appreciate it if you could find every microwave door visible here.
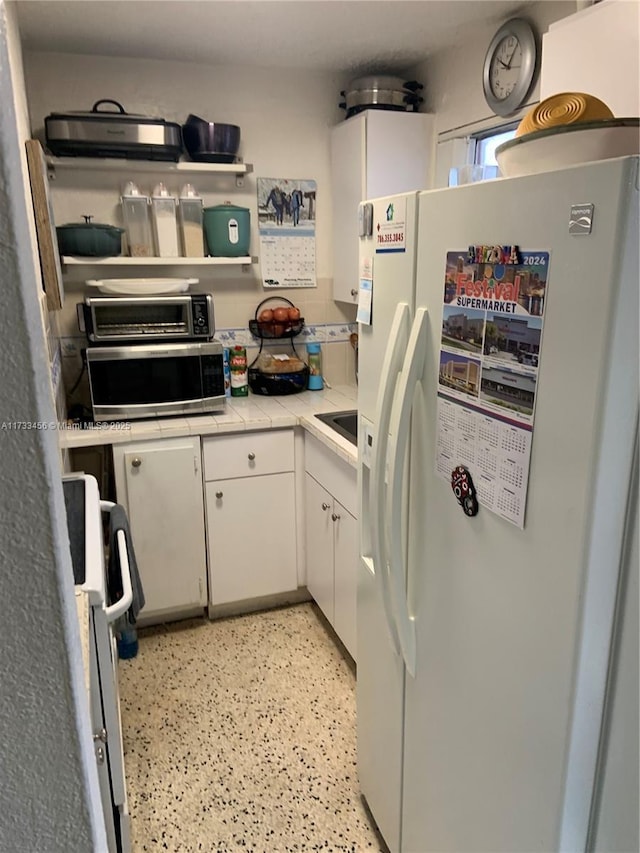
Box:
[87,343,225,421]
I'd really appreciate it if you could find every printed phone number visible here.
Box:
[1,421,131,431]
[377,232,404,244]
[521,255,547,265]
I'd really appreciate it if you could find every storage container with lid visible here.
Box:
[121,181,154,258]
[178,183,204,257]
[203,202,250,257]
[151,182,179,257]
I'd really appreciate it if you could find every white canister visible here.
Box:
[121,182,154,258]
[178,184,204,257]
[151,182,179,257]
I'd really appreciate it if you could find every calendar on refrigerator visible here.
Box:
[434,248,550,528]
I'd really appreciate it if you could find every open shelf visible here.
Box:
[46,155,253,177]
[61,255,257,267]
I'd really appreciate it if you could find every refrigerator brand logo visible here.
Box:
[569,204,594,235]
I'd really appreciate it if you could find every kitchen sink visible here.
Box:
[314,410,358,446]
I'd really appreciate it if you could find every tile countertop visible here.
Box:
[60,385,358,468]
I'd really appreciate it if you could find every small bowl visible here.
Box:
[496,119,640,178]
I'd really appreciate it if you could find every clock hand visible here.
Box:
[504,44,519,69]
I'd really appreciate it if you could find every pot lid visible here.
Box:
[49,99,166,122]
[348,74,412,92]
[58,216,124,233]
[204,203,250,212]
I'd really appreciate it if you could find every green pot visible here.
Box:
[203,203,250,257]
[56,219,124,257]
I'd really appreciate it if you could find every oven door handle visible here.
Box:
[101,500,133,624]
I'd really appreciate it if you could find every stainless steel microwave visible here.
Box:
[79,294,215,343]
[86,340,225,422]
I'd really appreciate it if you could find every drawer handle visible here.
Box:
[131,457,142,468]
[215,491,223,499]
[321,502,330,511]
[248,452,256,461]
[331,512,341,522]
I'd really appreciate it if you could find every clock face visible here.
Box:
[489,36,523,101]
[483,19,538,117]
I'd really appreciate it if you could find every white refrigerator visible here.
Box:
[356,157,639,853]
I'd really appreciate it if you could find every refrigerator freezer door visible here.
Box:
[357,192,420,852]
[401,157,639,852]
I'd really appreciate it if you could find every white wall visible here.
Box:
[405,1,575,186]
[23,49,360,386]
[409,1,575,139]
[0,2,106,850]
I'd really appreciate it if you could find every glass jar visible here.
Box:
[121,182,154,258]
[178,183,204,257]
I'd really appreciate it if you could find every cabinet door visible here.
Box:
[304,473,335,624]
[114,437,207,620]
[206,472,297,605]
[365,111,432,198]
[333,502,358,661]
[330,113,365,304]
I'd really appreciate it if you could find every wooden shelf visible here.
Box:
[46,156,253,177]
[61,255,257,267]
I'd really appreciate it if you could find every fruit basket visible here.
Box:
[248,298,308,395]
[249,297,304,339]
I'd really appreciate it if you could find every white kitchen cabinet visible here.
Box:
[330,109,434,303]
[113,435,207,624]
[304,433,358,659]
[203,429,298,608]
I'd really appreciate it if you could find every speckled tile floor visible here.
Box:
[118,603,386,852]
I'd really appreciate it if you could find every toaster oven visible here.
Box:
[79,294,215,343]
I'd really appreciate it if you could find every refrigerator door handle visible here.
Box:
[370,301,411,655]
[386,306,428,678]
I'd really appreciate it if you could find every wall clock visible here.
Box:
[483,18,538,118]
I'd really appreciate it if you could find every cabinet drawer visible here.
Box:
[305,433,357,517]
[203,429,294,481]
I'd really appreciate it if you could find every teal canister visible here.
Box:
[203,202,250,257]
[307,343,323,390]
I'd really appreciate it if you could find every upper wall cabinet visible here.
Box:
[330,110,434,304]
[540,2,640,118]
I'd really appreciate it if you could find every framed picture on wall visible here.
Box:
[25,139,64,310]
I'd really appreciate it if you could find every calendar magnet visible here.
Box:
[451,465,479,517]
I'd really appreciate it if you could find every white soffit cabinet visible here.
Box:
[540,0,640,117]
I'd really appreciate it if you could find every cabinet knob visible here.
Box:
[350,289,358,297]
[331,512,341,522]
[131,457,142,468]
[321,502,330,511]
[215,491,223,499]
[248,452,256,461]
